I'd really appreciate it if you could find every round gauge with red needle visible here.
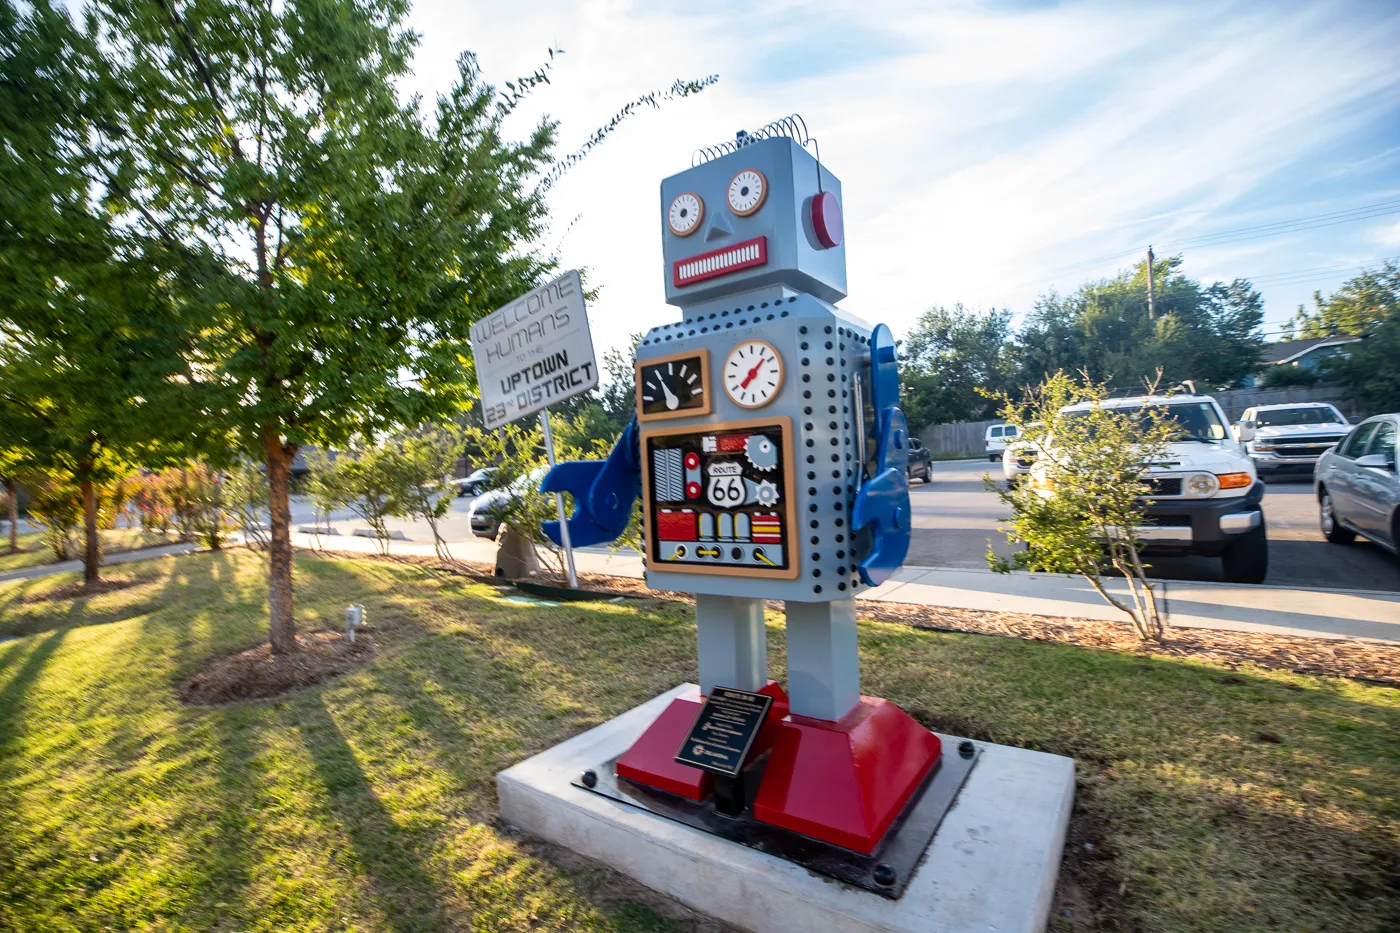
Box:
[722,339,784,408]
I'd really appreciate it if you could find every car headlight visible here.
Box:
[1252,440,1275,451]
[1186,473,1219,497]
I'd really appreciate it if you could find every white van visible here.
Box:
[984,423,1018,461]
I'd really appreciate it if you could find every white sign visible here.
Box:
[470,270,598,428]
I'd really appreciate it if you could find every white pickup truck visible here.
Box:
[1232,402,1350,478]
[1050,393,1269,583]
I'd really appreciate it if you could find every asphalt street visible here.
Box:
[282,458,1400,593]
[908,459,1400,592]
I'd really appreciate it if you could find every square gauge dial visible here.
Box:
[636,350,712,421]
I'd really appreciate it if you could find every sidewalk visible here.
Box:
[5,529,1395,645]
[289,531,1400,644]
[0,541,199,585]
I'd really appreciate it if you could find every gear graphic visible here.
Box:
[755,480,779,506]
[745,434,778,471]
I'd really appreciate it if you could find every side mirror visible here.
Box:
[1235,421,1257,442]
[1354,453,1393,471]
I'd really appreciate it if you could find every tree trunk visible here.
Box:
[4,479,17,554]
[81,478,100,586]
[263,429,299,655]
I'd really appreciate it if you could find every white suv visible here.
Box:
[1233,403,1350,478]
[1049,394,1268,584]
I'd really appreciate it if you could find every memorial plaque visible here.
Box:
[674,687,773,778]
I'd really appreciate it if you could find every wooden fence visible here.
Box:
[913,385,1362,460]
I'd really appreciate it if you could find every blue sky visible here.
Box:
[404,0,1400,360]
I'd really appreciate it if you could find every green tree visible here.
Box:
[83,0,713,651]
[1301,262,1400,412]
[0,436,32,553]
[1,0,217,585]
[308,445,407,556]
[394,424,466,560]
[1017,256,1264,391]
[899,305,1016,428]
[1290,261,1400,338]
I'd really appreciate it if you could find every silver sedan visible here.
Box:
[1315,413,1399,558]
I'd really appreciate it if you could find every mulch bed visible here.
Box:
[297,548,1400,688]
[178,631,374,705]
[23,577,149,603]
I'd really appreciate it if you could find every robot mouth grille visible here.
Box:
[673,236,768,287]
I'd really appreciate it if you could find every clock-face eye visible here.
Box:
[668,192,704,236]
[727,169,767,216]
[723,340,783,408]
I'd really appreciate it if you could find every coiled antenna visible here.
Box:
[692,113,820,168]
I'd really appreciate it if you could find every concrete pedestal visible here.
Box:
[498,685,1075,933]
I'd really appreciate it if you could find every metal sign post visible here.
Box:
[539,408,579,589]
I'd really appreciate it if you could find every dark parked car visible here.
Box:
[453,467,499,498]
[1316,413,1399,559]
[907,437,932,484]
[467,467,548,539]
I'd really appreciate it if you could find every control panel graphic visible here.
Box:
[641,418,797,578]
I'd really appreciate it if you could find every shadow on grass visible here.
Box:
[0,630,70,922]
[296,694,452,933]
[191,706,266,926]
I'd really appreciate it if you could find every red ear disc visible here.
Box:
[811,190,843,249]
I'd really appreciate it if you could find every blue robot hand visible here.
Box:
[851,323,911,587]
[540,416,641,548]
[852,407,912,586]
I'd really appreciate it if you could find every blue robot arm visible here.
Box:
[851,323,911,586]
[540,416,642,548]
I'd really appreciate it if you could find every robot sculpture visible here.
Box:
[542,117,957,885]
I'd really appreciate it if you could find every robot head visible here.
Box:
[660,132,846,308]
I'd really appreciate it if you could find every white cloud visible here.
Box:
[403,0,1400,357]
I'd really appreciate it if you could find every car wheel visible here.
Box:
[1318,489,1355,544]
[1221,524,1268,584]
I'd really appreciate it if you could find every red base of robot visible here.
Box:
[752,697,941,854]
[615,681,791,801]
[617,685,940,855]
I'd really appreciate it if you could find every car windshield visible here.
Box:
[1065,403,1229,442]
[1253,407,1345,427]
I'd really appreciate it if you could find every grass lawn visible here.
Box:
[0,550,1395,933]
[0,528,173,574]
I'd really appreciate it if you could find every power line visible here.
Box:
[1235,256,1398,289]
[1157,205,1400,252]
[1021,195,1400,287]
[1155,199,1400,250]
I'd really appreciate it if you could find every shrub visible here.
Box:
[987,372,1179,641]
[25,474,83,561]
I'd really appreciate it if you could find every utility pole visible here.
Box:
[1146,245,1156,320]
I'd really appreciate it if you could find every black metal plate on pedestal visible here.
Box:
[673,687,773,778]
[571,736,979,899]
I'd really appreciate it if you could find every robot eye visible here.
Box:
[667,192,704,237]
[727,169,767,216]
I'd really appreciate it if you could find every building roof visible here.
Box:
[1259,336,1361,365]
